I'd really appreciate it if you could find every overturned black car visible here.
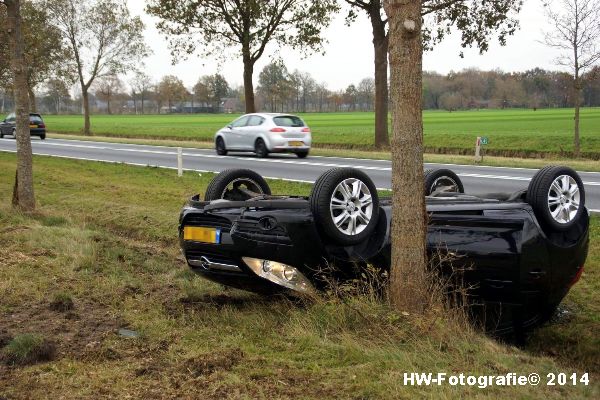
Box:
[179,166,589,335]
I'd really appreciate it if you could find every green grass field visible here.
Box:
[43,108,600,156]
[0,154,598,398]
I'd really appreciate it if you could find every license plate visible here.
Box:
[289,141,304,147]
[183,226,221,243]
[29,124,37,128]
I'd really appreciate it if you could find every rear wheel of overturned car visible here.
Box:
[526,165,586,231]
[310,168,379,245]
[204,169,272,201]
[255,138,269,158]
[424,168,464,195]
[215,137,227,156]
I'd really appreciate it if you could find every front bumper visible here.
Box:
[179,202,323,294]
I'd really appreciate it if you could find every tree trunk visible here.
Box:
[6,0,35,211]
[242,49,256,113]
[574,76,581,158]
[384,0,427,313]
[371,3,390,149]
[82,87,91,135]
[28,85,37,113]
[141,93,145,114]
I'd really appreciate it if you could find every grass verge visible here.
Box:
[0,153,598,399]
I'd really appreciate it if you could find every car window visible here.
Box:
[247,116,264,127]
[5,113,15,122]
[231,116,249,128]
[273,116,305,127]
[30,115,43,123]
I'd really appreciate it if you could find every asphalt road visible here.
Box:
[1,137,599,212]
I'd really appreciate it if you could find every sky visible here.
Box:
[127,0,564,91]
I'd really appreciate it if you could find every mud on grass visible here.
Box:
[0,153,598,399]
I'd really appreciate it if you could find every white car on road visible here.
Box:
[214,113,312,158]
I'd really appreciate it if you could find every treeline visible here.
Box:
[2,63,600,116]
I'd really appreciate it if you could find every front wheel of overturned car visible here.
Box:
[310,168,379,246]
[526,166,586,231]
[204,169,272,201]
[215,137,227,155]
[424,168,464,195]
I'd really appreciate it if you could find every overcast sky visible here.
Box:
[127,0,564,91]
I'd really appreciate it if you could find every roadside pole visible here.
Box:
[474,137,482,163]
[177,147,183,177]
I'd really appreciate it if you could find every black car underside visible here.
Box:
[179,167,589,336]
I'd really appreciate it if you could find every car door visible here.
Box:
[0,113,15,135]
[224,116,250,149]
[243,115,265,149]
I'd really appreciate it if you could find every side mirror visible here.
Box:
[227,124,233,129]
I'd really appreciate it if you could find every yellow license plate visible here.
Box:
[183,226,221,243]
[289,141,304,147]
[29,124,37,128]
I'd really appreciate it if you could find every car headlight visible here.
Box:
[242,257,315,295]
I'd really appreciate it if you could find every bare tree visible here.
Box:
[543,0,600,157]
[94,75,123,115]
[130,71,152,115]
[1,0,35,210]
[46,0,148,134]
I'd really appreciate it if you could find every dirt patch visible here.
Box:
[184,348,244,377]
[0,299,124,363]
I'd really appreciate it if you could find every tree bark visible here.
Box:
[372,18,390,149]
[27,85,37,113]
[6,0,35,211]
[574,76,581,157]
[384,0,427,313]
[82,87,91,135]
[242,46,256,113]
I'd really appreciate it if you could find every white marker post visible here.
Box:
[474,137,482,163]
[177,147,183,177]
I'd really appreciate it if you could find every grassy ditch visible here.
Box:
[0,153,598,399]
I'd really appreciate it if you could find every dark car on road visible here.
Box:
[0,112,46,140]
[179,166,589,338]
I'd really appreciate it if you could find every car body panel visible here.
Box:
[0,113,46,138]
[215,113,312,154]
[179,193,589,334]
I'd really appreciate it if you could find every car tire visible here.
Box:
[526,165,585,231]
[424,169,464,195]
[215,137,227,155]
[12,128,16,138]
[0,131,3,138]
[204,169,272,201]
[255,138,269,158]
[310,168,379,245]
[296,151,309,159]
[40,134,46,140]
